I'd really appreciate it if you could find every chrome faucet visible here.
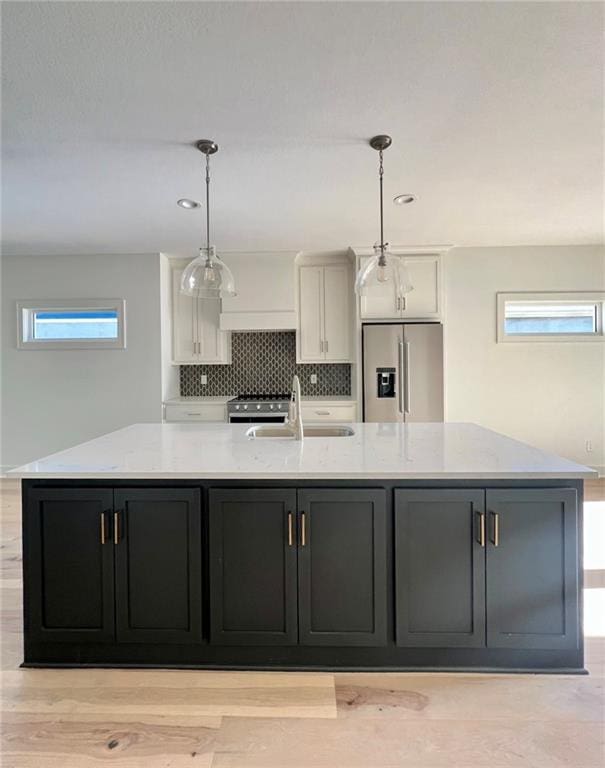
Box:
[288,375,304,441]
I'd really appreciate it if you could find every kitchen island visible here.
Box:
[13,422,594,672]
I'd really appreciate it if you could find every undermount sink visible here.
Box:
[303,425,355,437]
[246,425,355,439]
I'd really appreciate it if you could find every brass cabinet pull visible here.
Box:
[287,512,293,547]
[301,512,306,547]
[114,511,120,545]
[476,510,486,547]
[490,511,499,547]
[100,512,106,545]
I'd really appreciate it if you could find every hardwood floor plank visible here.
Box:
[0,756,213,768]
[1,669,334,691]
[1,670,337,720]
[2,711,223,727]
[1,716,216,767]
[334,672,604,722]
[210,717,605,767]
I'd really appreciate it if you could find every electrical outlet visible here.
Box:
[201,374,208,386]
[310,374,318,385]
[586,440,593,453]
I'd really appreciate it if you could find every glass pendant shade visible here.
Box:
[355,246,414,297]
[180,246,237,299]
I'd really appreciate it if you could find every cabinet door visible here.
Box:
[358,256,400,319]
[24,488,115,643]
[323,265,351,362]
[114,489,202,644]
[172,266,198,363]
[298,266,324,361]
[400,256,441,319]
[394,490,486,647]
[486,489,579,651]
[209,489,298,645]
[172,265,231,364]
[297,489,387,646]
[198,294,231,364]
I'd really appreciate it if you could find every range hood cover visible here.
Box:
[219,252,298,331]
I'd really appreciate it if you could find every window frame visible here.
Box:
[17,299,126,350]
[497,291,605,343]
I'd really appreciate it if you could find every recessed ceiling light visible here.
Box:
[393,194,416,205]
[177,198,201,209]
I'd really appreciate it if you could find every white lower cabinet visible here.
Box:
[171,263,231,364]
[164,403,227,422]
[359,253,441,321]
[297,263,352,363]
[300,402,357,423]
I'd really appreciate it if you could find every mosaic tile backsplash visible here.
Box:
[180,332,351,397]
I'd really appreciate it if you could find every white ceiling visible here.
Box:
[2,1,603,256]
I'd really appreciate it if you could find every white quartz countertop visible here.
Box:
[10,423,595,480]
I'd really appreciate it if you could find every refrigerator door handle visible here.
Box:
[404,341,411,414]
[398,340,405,414]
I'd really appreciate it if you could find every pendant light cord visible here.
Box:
[379,149,385,255]
[205,153,211,257]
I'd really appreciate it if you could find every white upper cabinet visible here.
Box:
[171,264,231,365]
[359,253,442,321]
[297,262,352,363]
[299,266,324,360]
[323,265,352,360]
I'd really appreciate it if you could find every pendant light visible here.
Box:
[179,140,237,299]
[354,135,414,297]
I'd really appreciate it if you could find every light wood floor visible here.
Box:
[1,477,604,767]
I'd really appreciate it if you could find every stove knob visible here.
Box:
[277,403,281,410]
[256,404,261,410]
[269,404,274,410]
[243,404,248,411]
[235,404,240,411]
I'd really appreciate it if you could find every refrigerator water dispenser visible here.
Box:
[377,368,396,398]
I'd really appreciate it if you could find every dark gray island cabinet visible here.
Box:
[21,480,583,672]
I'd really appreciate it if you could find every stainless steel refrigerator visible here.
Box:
[363,323,444,422]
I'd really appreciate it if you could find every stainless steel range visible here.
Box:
[227,393,290,424]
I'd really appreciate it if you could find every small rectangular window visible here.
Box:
[17,300,126,349]
[497,292,604,343]
[32,309,120,340]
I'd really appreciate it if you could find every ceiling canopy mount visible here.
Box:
[369,134,392,152]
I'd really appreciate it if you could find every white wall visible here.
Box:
[1,253,163,469]
[445,244,605,468]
